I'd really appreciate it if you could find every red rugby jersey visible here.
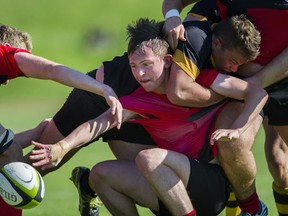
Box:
[120,69,224,161]
[0,45,30,84]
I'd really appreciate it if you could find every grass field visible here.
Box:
[1,0,278,215]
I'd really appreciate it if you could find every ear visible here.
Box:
[163,54,173,69]
[2,43,11,47]
[212,36,221,49]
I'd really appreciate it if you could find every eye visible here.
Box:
[143,62,153,68]
[230,59,238,65]
[130,64,137,69]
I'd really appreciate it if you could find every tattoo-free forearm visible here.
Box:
[62,110,117,152]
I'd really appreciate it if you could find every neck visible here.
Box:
[153,68,169,95]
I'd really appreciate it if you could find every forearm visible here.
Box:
[246,46,288,88]
[47,64,112,97]
[167,68,225,107]
[13,119,50,149]
[230,88,268,133]
[14,130,37,148]
[64,120,112,151]
[30,110,132,168]
[15,52,112,97]
[14,126,44,148]
[58,110,118,155]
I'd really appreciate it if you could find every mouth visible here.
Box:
[222,68,230,73]
[139,79,150,84]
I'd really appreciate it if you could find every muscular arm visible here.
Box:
[0,120,49,149]
[244,46,288,88]
[60,109,134,151]
[30,109,135,169]
[0,120,49,168]
[15,52,112,97]
[167,63,224,107]
[210,74,268,141]
[14,119,50,148]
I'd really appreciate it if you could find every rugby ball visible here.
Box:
[0,162,45,209]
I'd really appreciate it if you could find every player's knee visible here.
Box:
[135,149,160,176]
[90,162,111,190]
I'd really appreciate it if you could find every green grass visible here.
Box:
[1,0,278,215]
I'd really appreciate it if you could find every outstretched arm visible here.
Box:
[15,52,123,129]
[29,109,134,170]
[0,120,50,168]
[210,74,268,144]
[14,119,51,148]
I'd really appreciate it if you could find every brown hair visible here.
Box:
[213,15,261,61]
[126,18,169,58]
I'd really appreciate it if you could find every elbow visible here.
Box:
[42,64,62,80]
[254,84,268,101]
[248,85,268,103]
[261,88,269,102]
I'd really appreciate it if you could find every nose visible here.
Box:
[135,67,145,76]
[230,64,239,73]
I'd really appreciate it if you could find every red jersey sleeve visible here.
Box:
[0,45,30,83]
[196,68,219,88]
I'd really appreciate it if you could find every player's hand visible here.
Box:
[210,128,241,145]
[29,140,69,170]
[103,86,123,129]
[163,16,186,50]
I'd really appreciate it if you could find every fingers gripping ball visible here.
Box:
[0,162,45,209]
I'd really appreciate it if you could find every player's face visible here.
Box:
[129,46,167,93]
[212,43,248,73]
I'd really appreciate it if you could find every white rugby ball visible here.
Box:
[0,162,45,209]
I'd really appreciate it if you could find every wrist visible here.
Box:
[102,84,112,97]
[165,9,180,20]
[58,140,71,155]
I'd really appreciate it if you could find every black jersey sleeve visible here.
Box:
[173,20,212,80]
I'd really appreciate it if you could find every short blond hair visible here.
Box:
[0,24,32,51]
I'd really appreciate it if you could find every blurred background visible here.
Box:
[1,0,275,215]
